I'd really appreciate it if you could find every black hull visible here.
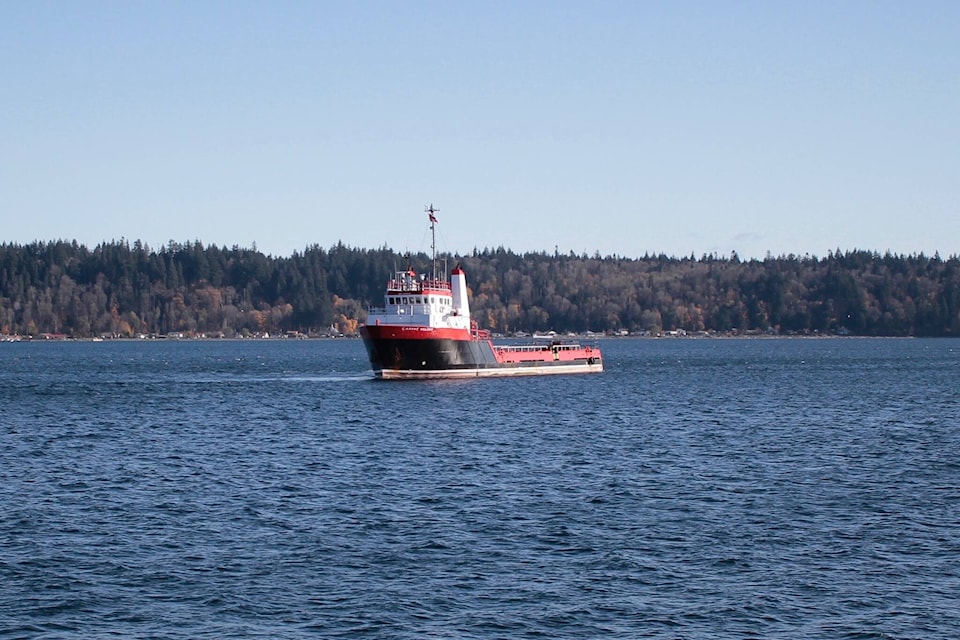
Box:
[359,332,602,378]
[361,335,498,372]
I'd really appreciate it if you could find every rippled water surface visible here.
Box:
[2,338,959,639]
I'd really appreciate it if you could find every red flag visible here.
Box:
[428,212,438,224]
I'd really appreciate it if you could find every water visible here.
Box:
[2,338,959,639]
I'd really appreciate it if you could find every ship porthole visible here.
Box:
[422,361,427,366]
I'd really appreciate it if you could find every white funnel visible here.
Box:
[450,265,470,318]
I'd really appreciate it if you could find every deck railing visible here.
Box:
[387,278,452,293]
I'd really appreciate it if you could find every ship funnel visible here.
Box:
[450,264,470,319]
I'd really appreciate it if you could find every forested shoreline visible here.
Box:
[1,240,958,338]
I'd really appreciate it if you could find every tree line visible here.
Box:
[1,240,958,338]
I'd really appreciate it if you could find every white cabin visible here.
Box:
[366,267,472,331]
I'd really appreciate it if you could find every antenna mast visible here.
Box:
[426,204,439,281]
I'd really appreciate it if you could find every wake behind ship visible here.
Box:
[359,206,603,379]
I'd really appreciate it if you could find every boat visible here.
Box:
[359,206,604,379]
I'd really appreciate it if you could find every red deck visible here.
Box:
[492,342,599,364]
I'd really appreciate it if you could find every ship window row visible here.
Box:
[388,295,450,306]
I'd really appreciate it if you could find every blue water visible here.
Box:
[2,338,959,639]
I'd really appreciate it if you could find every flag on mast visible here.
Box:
[426,204,438,224]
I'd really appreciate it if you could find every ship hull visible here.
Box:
[359,325,603,379]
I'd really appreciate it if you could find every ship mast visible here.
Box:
[426,204,439,282]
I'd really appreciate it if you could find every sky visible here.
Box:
[3,1,958,260]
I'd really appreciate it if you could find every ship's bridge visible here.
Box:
[366,269,471,331]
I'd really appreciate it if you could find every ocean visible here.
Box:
[2,337,959,639]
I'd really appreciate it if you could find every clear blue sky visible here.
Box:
[3,1,958,259]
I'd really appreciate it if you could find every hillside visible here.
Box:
[1,240,958,338]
